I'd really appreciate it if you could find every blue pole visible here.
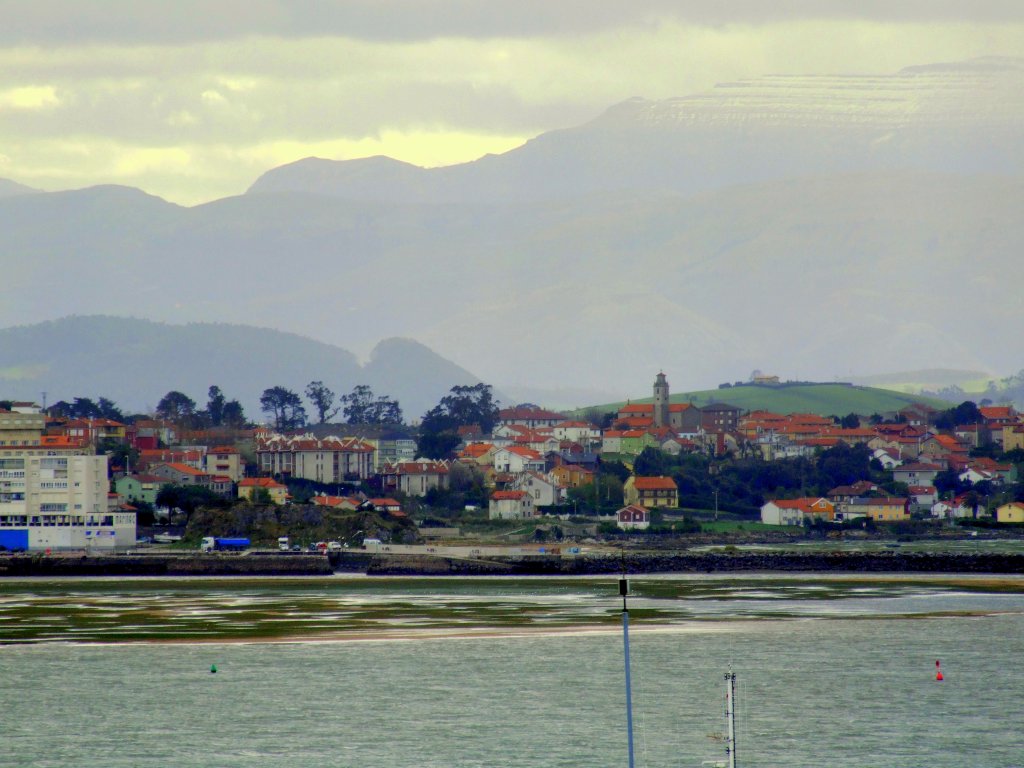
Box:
[623,604,635,768]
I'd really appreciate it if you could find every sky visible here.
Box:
[1,1,1021,205]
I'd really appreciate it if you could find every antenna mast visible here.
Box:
[724,669,737,768]
[620,574,635,768]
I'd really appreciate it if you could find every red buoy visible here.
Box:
[935,660,944,681]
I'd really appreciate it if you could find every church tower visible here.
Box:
[653,371,670,428]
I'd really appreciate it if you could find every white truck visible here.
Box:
[278,536,290,551]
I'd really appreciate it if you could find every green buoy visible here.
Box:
[210,664,217,674]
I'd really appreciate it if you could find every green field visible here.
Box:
[585,383,948,418]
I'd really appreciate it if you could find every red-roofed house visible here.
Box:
[623,476,678,509]
[256,432,375,481]
[149,462,212,487]
[499,407,566,429]
[760,498,834,526]
[488,490,535,520]
[493,446,545,474]
[616,504,651,530]
[380,461,450,497]
[204,446,245,482]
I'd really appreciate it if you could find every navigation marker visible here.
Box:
[935,659,943,681]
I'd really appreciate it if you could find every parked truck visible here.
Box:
[277,536,290,551]
[201,536,251,552]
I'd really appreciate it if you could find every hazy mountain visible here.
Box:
[0,58,1021,399]
[248,57,1023,203]
[0,178,40,198]
[0,316,484,419]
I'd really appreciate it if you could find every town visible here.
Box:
[2,371,1024,556]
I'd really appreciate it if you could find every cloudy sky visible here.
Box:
[1,1,1021,205]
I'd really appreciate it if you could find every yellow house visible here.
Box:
[238,477,288,505]
[847,497,910,522]
[996,502,1024,524]
[1003,426,1024,453]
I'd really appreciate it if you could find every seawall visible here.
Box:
[362,550,1024,576]
[0,552,333,577]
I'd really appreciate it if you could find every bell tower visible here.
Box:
[653,372,669,428]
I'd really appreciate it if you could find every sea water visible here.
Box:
[1,574,1022,767]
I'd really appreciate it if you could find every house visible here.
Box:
[204,446,245,482]
[549,463,594,490]
[892,462,943,487]
[871,448,902,470]
[459,442,497,466]
[238,477,288,505]
[699,402,745,433]
[616,504,651,530]
[148,462,212,488]
[498,406,566,429]
[363,498,404,515]
[380,461,450,497]
[513,471,562,507]
[845,497,910,522]
[113,473,165,505]
[907,485,938,508]
[488,490,535,520]
[312,494,362,510]
[623,476,678,509]
[760,498,834,526]
[995,502,1024,524]
[493,446,545,474]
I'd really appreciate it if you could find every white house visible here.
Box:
[488,490,535,520]
[513,471,562,507]
[493,446,545,474]
[760,500,808,526]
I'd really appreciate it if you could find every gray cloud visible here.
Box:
[1,0,1022,45]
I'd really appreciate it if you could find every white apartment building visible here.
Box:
[0,453,135,551]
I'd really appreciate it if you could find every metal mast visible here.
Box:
[724,669,737,768]
[621,577,635,768]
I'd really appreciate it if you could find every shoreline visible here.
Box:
[4,548,1024,577]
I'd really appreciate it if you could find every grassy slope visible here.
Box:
[585,384,948,418]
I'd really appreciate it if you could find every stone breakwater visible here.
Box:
[4,550,1024,577]
[0,552,333,577]
[363,550,1024,576]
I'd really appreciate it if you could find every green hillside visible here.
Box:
[586,383,948,418]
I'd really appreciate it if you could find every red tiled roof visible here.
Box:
[632,476,677,491]
[492,490,529,500]
[239,477,286,488]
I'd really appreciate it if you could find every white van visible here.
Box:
[278,536,290,551]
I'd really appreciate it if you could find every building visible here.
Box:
[368,434,417,471]
[0,453,136,551]
[845,497,910,522]
[699,402,745,433]
[623,476,678,509]
[493,446,545,474]
[653,372,670,428]
[513,471,562,507]
[149,462,213,488]
[499,406,566,430]
[256,433,376,482]
[380,461,450,497]
[238,477,288,505]
[114,473,165,506]
[488,490,535,520]
[204,446,245,482]
[995,502,1024,524]
[761,498,834,525]
[616,504,651,530]
[0,409,46,446]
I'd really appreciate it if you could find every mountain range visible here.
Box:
[0,57,1021,400]
[0,316,484,419]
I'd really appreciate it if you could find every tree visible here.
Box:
[421,383,499,434]
[839,413,860,429]
[156,391,197,423]
[341,385,403,425]
[305,381,339,424]
[96,397,124,421]
[221,400,247,428]
[633,446,674,477]
[207,386,226,427]
[260,386,307,430]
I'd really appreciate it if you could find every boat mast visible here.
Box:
[724,669,737,768]
[621,576,635,768]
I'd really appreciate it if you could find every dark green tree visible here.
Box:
[207,386,226,427]
[341,385,403,425]
[305,381,339,424]
[260,386,307,430]
[221,400,247,428]
[156,391,197,423]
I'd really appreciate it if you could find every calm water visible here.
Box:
[2,574,1023,768]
